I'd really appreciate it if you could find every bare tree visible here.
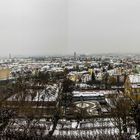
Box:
[108,94,132,138]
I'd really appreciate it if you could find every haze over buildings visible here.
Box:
[0,0,140,56]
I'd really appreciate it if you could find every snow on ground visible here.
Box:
[7,84,59,102]
[7,118,136,136]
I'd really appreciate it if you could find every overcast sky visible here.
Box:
[0,0,140,57]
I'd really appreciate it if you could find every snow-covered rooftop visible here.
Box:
[129,74,140,83]
[73,90,116,97]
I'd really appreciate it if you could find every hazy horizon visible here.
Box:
[0,0,140,57]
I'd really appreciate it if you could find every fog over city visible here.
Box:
[0,0,140,56]
[1,1,140,139]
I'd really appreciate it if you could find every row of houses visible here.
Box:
[1,55,140,117]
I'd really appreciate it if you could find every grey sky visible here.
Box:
[0,0,140,56]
